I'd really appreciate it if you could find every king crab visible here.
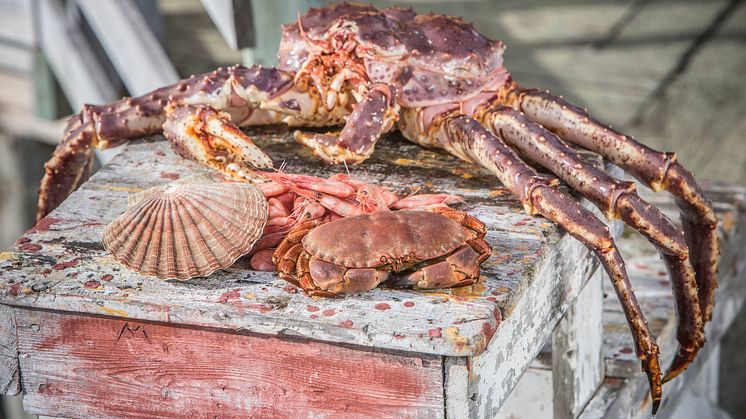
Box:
[36,3,717,412]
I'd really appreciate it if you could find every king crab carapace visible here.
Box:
[36,3,717,412]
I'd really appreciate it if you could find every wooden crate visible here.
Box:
[0,130,743,418]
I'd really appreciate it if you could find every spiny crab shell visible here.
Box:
[279,3,508,107]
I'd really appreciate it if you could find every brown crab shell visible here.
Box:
[103,174,268,280]
[302,210,467,269]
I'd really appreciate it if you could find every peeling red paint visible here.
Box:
[42,268,52,276]
[620,347,633,354]
[427,328,442,339]
[217,288,241,303]
[101,274,114,282]
[486,296,496,301]
[282,284,298,294]
[38,383,63,395]
[29,312,440,417]
[19,242,43,252]
[309,314,318,319]
[403,301,415,308]
[374,303,391,311]
[17,237,30,244]
[29,217,62,233]
[393,333,405,340]
[7,283,21,296]
[160,171,180,180]
[306,305,319,312]
[247,303,273,314]
[322,309,336,317]
[84,280,101,289]
[481,322,496,343]
[53,259,79,270]
[339,320,353,328]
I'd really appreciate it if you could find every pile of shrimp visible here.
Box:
[246,171,462,271]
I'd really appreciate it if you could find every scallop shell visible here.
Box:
[103,174,268,280]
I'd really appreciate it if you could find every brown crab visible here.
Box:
[36,3,718,411]
[273,208,491,297]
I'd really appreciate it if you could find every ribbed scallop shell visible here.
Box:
[103,174,268,280]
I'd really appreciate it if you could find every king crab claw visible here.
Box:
[37,4,718,412]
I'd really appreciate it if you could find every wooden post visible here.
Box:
[552,267,605,418]
[496,267,605,419]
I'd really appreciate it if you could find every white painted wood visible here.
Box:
[445,357,470,419]
[75,0,179,95]
[0,305,19,395]
[36,0,119,109]
[489,266,605,419]
[445,231,602,417]
[496,368,553,419]
[552,267,604,418]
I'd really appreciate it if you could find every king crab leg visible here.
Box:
[503,84,718,381]
[477,104,705,381]
[400,111,663,411]
[36,65,340,221]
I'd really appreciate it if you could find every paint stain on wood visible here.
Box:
[246,303,273,314]
[28,218,62,234]
[428,328,442,339]
[52,260,78,270]
[83,280,101,290]
[339,319,354,328]
[217,289,241,303]
[375,303,391,311]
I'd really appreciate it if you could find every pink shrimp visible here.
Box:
[391,194,463,210]
[267,198,290,218]
[257,181,288,197]
[294,188,366,217]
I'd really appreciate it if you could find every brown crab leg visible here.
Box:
[37,65,300,221]
[294,83,399,164]
[400,111,663,412]
[478,105,705,381]
[503,84,718,380]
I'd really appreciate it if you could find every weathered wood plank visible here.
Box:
[200,0,255,50]
[76,0,179,95]
[552,267,604,418]
[0,131,602,359]
[36,0,119,110]
[0,305,20,395]
[17,308,444,418]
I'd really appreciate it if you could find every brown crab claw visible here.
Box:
[163,103,273,180]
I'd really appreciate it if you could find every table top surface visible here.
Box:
[0,128,600,357]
